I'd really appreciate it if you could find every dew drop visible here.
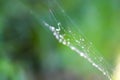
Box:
[70,46,75,50]
[69,30,72,33]
[67,41,70,45]
[63,40,67,45]
[103,72,106,75]
[51,26,55,31]
[59,39,63,43]
[81,38,85,41]
[82,46,84,49]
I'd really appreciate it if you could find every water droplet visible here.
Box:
[69,30,72,33]
[80,53,84,57]
[81,38,85,41]
[103,72,106,75]
[55,36,59,39]
[92,63,96,66]
[53,32,57,36]
[67,41,70,45]
[51,26,55,31]
[59,39,63,43]
[60,35,64,39]
[70,46,75,50]
[63,40,67,45]
[75,40,80,43]
[82,46,84,49]
[56,29,60,32]
[57,22,61,26]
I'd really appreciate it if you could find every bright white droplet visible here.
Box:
[81,38,85,41]
[69,30,72,33]
[70,46,75,50]
[59,39,63,43]
[82,46,84,49]
[57,22,61,26]
[75,40,80,43]
[60,35,64,39]
[51,26,55,31]
[67,41,70,45]
[56,29,60,32]
[103,72,106,75]
[63,40,67,45]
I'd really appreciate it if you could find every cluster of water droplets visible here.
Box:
[43,22,69,46]
[22,0,112,79]
[43,21,112,80]
[10,0,113,80]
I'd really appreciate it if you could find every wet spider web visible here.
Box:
[16,0,113,80]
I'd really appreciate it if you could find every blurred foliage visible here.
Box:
[0,0,120,80]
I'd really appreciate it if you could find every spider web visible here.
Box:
[16,0,113,80]
[42,1,113,80]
